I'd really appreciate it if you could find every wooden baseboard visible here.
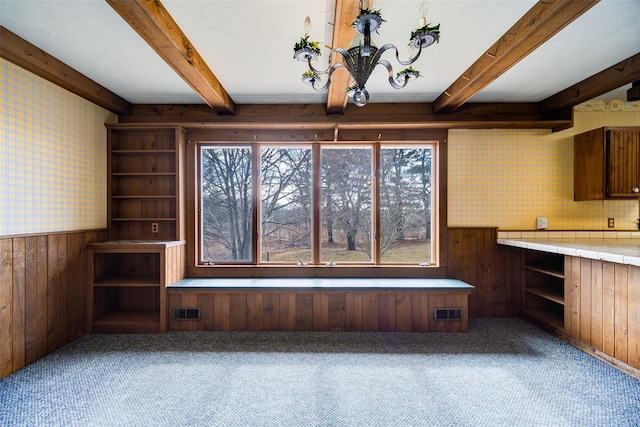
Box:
[557,333,640,381]
[520,313,640,381]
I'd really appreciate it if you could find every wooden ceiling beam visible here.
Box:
[118,102,572,132]
[106,0,235,115]
[0,26,132,114]
[539,52,640,112]
[432,0,600,114]
[325,0,362,115]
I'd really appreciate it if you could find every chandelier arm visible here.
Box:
[309,63,348,92]
[352,89,369,107]
[306,48,354,75]
[377,60,408,90]
[373,42,423,67]
[307,57,328,75]
[332,48,356,73]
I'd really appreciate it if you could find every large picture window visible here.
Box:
[199,142,436,266]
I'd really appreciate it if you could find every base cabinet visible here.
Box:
[506,244,640,377]
[564,257,640,372]
[87,240,185,333]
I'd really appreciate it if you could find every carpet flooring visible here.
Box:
[1,318,639,427]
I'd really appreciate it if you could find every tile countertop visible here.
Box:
[497,231,640,267]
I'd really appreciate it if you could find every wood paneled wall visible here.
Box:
[446,227,519,318]
[168,289,471,333]
[0,230,107,379]
[2,226,512,378]
[565,257,640,371]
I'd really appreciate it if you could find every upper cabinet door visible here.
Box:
[607,130,640,198]
[574,127,640,201]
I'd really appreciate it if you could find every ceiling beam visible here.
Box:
[118,102,572,132]
[106,0,235,115]
[539,52,640,112]
[432,0,600,114]
[0,26,132,115]
[325,0,362,115]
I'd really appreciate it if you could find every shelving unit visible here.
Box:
[87,240,185,333]
[107,125,186,241]
[522,250,565,331]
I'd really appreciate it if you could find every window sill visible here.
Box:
[187,264,445,279]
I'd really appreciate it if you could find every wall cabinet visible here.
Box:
[87,241,185,333]
[522,250,565,331]
[107,125,186,240]
[574,126,640,200]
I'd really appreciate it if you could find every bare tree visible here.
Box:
[260,148,312,256]
[201,147,252,261]
[321,148,371,251]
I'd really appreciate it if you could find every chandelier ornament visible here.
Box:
[293,0,440,107]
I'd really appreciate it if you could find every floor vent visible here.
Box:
[434,307,462,321]
[173,307,200,320]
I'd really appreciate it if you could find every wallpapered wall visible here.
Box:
[2,58,639,235]
[448,101,640,230]
[0,59,117,236]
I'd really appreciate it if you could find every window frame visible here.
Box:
[189,138,441,275]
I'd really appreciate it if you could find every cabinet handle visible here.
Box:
[632,186,640,194]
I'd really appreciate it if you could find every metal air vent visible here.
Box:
[434,307,462,321]
[173,307,200,320]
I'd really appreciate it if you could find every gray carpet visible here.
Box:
[1,318,639,427]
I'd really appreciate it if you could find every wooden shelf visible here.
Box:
[94,277,160,286]
[92,310,162,334]
[107,125,185,241]
[523,250,565,331]
[525,286,564,305]
[87,240,186,334]
[522,309,564,332]
[94,309,160,324]
[112,150,176,154]
[112,195,176,199]
[112,172,176,176]
[112,217,177,221]
[523,265,564,279]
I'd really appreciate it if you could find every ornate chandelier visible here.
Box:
[293,0,440,107]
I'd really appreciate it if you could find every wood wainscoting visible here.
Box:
[2,226,514,378]
[167,288,471,333]
[0,230,107,379]
[447,227,519,318]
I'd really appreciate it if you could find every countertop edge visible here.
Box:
[497,238,640,267]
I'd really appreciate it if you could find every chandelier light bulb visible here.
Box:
[304,16,311,36]
[419,0,428,27]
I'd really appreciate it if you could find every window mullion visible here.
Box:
[312,143,321,265]
[252,142,260,264]
[373,143,381,265]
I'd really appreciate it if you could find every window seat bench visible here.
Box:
[167,278,474,333]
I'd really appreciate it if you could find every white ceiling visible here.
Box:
[1,0,639,106]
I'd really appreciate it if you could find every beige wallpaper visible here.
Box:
[0,59,117,236]
[448,102,640,230]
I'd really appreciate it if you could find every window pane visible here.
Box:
[321,147,372,263]
[260,147,312,263]
[380,146,432,264]
[200,146,253,262]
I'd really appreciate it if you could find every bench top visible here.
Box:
[168,277,474,291]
